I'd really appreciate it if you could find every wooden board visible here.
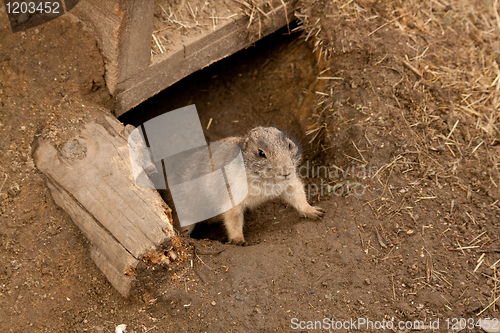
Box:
[33,115,180,297]
[71,0,155,94]
[71,0,297,116]
[114,1,296,115]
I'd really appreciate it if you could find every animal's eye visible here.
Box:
[289,142,292,149]
[258,149,266,158]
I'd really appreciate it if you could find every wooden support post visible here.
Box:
[71,0,154,95]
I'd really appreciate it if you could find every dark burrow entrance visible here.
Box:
[119,23,321,244]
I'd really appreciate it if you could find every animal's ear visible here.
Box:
[243,136,250,147]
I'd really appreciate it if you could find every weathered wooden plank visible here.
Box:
[72,0,154,94]
[90,246,135,297]
[117,0,155,81]
[34,138,157,257]
[79,123,173,244]
[33,115,180,297]
[71,0,122,93]
[93,119,174,241]
[73,0,296,115]
[45,179,139,276]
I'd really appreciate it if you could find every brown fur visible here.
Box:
[175,127,325,245]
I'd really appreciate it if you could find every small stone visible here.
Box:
[7,184,20,197]
[211,301,216,306]
[479,319,500,333]
[350,81,358,89]
[167,250,177,261]
[0,193,7,201]
[47,225,58,235]
[25,159,35,170]
[0,53,11,62]
[364,278,371,285]
[41,266,51,275]
[115,324,126,333]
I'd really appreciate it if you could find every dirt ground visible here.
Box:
[1,0,500,332]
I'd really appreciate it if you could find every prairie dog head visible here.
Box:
[242,127,301,181]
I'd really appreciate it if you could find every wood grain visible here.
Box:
[33,117,177,297]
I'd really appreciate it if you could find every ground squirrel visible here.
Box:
[173,126,325,245]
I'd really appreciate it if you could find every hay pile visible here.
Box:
[297,0,500,179]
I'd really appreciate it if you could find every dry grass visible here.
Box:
[297,0,500,142]
[151,0,290,57]
[151,0,242,57]
[296,0,500,316]
[296,0,500,198]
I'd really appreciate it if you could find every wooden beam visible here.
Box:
[71,0,154,94]
[116,0,155,82]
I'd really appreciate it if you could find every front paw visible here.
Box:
[228,239,247,246]
[302,205,325,219]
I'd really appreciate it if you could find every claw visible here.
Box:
[303,205,325,219]
[228,240,247,246]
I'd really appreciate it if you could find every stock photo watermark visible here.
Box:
[291,317,499,331]
[300,162,378,200]
[3,0,79,33]
[243,162,378,201]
